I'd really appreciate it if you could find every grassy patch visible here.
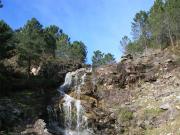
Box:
[144,108,164,118]
[118,107,133,122]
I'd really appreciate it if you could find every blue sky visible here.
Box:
[0,0,154,63]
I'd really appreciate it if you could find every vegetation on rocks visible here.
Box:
[92,48,180,135]
[0,17,87,95]
[117,107,133,122]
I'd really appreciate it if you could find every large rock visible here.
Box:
[21,119,52,135]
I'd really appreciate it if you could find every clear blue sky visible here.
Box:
[0,0,154,63]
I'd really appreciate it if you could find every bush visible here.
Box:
[118,107,133,122]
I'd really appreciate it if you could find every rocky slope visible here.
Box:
[92,49,180,135]
[1,48,180,135]
[46,48,180,135]
[42,47,180,135]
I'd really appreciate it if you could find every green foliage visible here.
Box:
[16,18,46,77]
[125,41,144,55]
[118,107,133,122]
[56,33,70,58]
[132,10,150,53]
[132,10,149,41]
[120,36,132,54]
[92,50,115,68]
[144,108,164,118]
[11,18,87,78]
[122,0,180,55]
[44,25,62,58]
[0,20,15,60]
[70,41,87,63]
[103,53,115,64]
[92,50,104,68]
[0,0,3,8]
[55,33,87,64]
[0,63,13,96]
[0,18,88,94]
[120,36,131,49]
[148,0,168,47]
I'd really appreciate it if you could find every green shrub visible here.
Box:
[118,107,133,122]
[144,108,164,118]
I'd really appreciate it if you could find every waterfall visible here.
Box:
[63,94,73,129]
[75,100,81,134]
[47,68,91,135]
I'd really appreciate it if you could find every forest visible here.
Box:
[120,0,180,55]
[0,16,88,95]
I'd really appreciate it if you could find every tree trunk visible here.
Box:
[145,39,147,55]
[167,22,175,49]
[175,24,179,46]
[176,40,179,46]
[143,36,147,55]
[53,50,56,58]
[166,10,175,49]
[169,31,174,48]
[27,57,31,79]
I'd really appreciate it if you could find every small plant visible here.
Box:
[144,108,164,118]
[118,107,133,122]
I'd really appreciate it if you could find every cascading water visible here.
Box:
[47,68,91,135]
[46,67,118,135]
[63,94,73,129]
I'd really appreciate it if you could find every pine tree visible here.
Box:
[44,25,62,58]
[70,41,87,64]
[17,18,46,78]
[0,20,14,60]
[132,10,149,52]
[92,50,115,68]
[0,0,3,8]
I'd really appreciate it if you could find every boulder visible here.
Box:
[21,119,52,135]
[160,103,171,110]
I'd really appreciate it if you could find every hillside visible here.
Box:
[92,48,180,134]
[39,47,180,135]
[0,47,180,135]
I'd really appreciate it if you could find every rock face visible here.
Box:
[45,49,180,135]
[93,49,180,135]
[1,49,180,135]
[47,68,117,135]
